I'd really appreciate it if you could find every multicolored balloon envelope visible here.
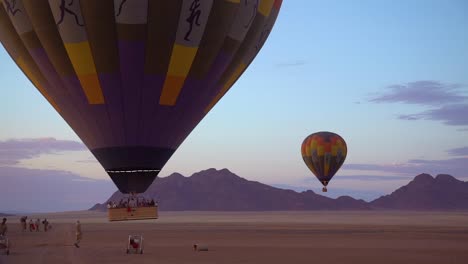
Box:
[301,131,347,192]
[0,0,282,193]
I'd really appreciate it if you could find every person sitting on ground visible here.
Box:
[0,218,7,236]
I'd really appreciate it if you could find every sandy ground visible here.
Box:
[1,211,468,264]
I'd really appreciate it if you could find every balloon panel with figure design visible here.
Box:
[0,0,283,193]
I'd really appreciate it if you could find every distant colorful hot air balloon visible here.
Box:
[0,0,283,194]
[301,131,347,192]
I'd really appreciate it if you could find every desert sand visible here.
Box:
[1,211,468,264]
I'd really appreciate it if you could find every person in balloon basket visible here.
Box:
[74,220,82,248]
[0,218,7,236]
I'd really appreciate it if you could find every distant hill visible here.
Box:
[370,173,468,210]
[91,168,370,211]
[91,170,468,211]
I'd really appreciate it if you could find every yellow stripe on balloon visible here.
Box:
[159,44,198,106]
[305,160,318,176]
[259,0,275,17]
[63,41,104,104]
[17,56,44,92]
[317,146,325,156]
[304,144,311,157]
[225,0,240,3]
[331,145,338,156]
[324,162,330,176]
[204,62,247,113]
[77,73,105,104]
[310,140,318,154]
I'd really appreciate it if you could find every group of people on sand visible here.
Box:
[20,216,50,232]
[107,197,157,209]
[1,217,83,250]
[0,218,7,236]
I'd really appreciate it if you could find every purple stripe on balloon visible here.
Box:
[204,51,234,94]
[164,51,234,147]
[142,51,233,149]
[166,78,205,146]
[140,75,165,146]
[60,76,113,149]
[143,78,204,149]
[118,41,145,145]
[98,73,126,146]
[175,51,233,123]
[27,48,95,148]
[202,52,233,107]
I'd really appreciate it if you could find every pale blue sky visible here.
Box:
[1,0,467,200]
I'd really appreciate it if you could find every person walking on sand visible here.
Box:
[0,218,7,236]
[74,220,82,248]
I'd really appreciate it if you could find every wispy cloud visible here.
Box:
[0,138,86,165]
[344,157,468,177]
[343,163,421,174]
[275,60,307,68]
[447,146,468,156]
[398,104,468,125]
[369,81,468,127]
[370,81,467,106]
[336,175,412,181]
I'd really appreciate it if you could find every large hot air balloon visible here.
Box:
[0,0,282,194]
[301,131,347,192]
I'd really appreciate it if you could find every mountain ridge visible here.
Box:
[90,169,468,211]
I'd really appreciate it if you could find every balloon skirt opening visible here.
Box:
[91,146,175,193]
[108,170,160,193]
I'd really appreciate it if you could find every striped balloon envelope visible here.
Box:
[0,0,282,193]
[301,131,347,192]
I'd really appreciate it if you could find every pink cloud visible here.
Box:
[0,138,86,165]
[370,81,467,106]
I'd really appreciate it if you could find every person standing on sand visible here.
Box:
[42,218,49,232]
[20,216,27,231]
[74,220,82,248]
[35,218,40,232]
[29,219,34,232]
[0,218,7,236]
